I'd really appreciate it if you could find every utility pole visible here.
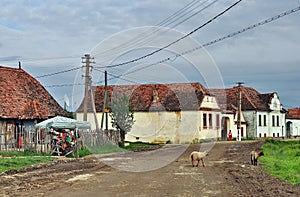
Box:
[237,82,244,141]
[101,70,108,130]
[81,54,94,121]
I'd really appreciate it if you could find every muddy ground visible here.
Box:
[1,141,300,197]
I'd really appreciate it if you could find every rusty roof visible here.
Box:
[0,66,69,119]
[76,82,210,112]
[287,108,300,119]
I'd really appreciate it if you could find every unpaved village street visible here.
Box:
[1,141,300,197]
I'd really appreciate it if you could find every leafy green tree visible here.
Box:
[109,94,135,147]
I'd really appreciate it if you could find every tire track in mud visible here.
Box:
[0,156,110,196]
[1,141,300,197]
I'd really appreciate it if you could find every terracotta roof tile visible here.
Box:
[0,66,69,119]
[76,82,210,112]
[287,108,300,119]
[211,86,272,112]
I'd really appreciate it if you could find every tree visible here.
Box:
[109,94,135,147]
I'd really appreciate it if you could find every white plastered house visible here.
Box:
[286,108,300,138]
[76,82,222,143]
[211,86,287,139]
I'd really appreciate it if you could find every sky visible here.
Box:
[0,0,299,111]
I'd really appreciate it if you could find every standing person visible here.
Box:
[228,130,232,141]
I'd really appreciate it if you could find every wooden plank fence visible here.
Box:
[0,125,120,154]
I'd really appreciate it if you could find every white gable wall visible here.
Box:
[201,95,219,109]
[270,93,282,111]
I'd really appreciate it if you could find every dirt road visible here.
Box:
[1,141,300,196]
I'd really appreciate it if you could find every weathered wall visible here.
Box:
[77,110,223,143]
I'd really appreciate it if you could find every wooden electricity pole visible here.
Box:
[237,82,244,141]
[82,54,94,121]
[101,70,108,130]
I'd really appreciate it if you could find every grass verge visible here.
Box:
[0,156,53,173]
[86,141,162,154]
[260,139,300,186]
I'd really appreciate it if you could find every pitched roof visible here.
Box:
[287,108,300,119]
[76,82,211,112]
[0,66,68,119]
[210,86,273,112]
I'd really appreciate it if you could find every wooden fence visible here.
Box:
[0,125,120,154]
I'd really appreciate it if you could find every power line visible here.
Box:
[167,0,218,29]
[44,83,84,88]
[99,5,300,83]
[93,68,140,84]
[105,0,242,69]
[35,66,82,78]
[44,5,300,89]
[156,0,202,26]
[182,5,300,55]
[92,0,217,59]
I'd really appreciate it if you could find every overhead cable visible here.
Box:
[35,66,82,78]
[105,0,242,68]
[93,0,215,59]
[103,5,300,82]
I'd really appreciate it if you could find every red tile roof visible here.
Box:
[0,66,69,119]
[211,86,274,112]
[77,82,210,112]
[287,108,300,119]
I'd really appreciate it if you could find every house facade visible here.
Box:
[212,86,287,139]
[76,82,289,143]
[0,66,69,149]
[286,108,300,137]
[76,83,222,143]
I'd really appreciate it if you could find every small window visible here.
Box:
[272,115,275,127]
[258,115,262,126]
[259,133,262,138]
[203,113,207,128]
[276,116,280,127]
[263,115,267,126]
[209,114,213,128]
[216,114,220,128]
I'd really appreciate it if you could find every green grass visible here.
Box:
[122,141,161,151]
[0,149,50,157]
[86,141,161,154]
[0,156,54,173]
[66,147,93,158]
[0,148,53,173]
[260,139,300,186]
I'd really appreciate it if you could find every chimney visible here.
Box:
[18,61,21,69]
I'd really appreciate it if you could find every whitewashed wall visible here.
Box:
[287,118,300,137]
[77,110,222,143]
